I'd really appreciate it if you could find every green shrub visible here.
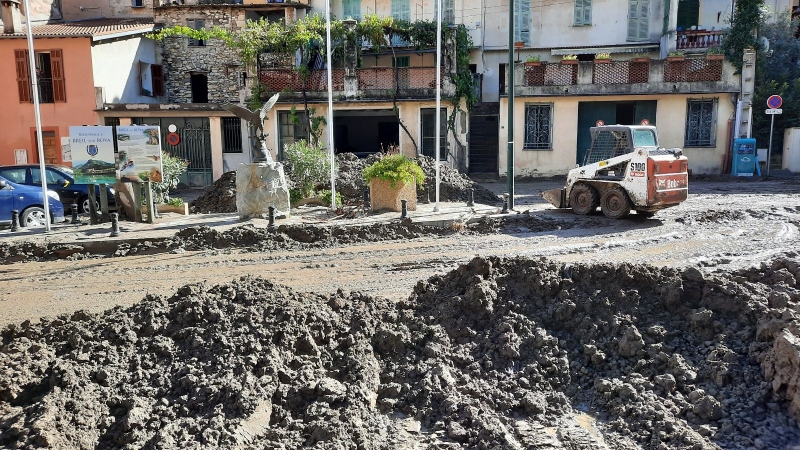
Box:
[153,153,189,204]
[283,140,332,199]
[363,154,425,188]
[318,189,342,207]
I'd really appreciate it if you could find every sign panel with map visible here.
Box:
[69,126,116,184]
[116,126,164,183]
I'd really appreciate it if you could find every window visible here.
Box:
[14,49,66,103]
[632,129,657,147]
[392,56,409,67]
[421,108,447,160]
[138,61,164,97]
[0,168,27,184]
[342,0,360,19]
[433,0,455,23]
[31,168,62,185]
[523,104,553,150]
[515,0,530,44]
[574,0,592,26]
[278,110,310,159]
[190,73,208,103]
[627,0,650,42]
[391,0,410,20]
[222,117,243,153]
[132,0,144,7]
[685,99,717,147]
[187,19,206,47]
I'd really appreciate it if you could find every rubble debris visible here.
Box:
[190,172,237,214]
[1,256,799,448]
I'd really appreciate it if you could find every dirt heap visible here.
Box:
[2,256,799,449]
[415,155,500,205]
[190,172,237,214]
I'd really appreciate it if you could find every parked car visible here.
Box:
[0,175,65,227]
[0,165,116,214]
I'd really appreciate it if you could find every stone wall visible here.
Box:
[156,7,248,104]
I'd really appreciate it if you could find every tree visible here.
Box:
[721,0,765,72]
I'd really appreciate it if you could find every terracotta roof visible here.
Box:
[0,18,156,40]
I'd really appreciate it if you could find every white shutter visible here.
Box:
[434,0,455,23]
[627,0,649,42]
[515,0,530,44]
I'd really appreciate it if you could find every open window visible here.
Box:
[138,61,164,97]
[14,49,66,103]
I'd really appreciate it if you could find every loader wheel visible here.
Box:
[570,184,599,215]
[601,187,632,219]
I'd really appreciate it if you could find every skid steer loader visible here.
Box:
[541,125,688,219]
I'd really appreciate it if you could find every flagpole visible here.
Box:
[325,0,336,210]
[434,0,442,212]
[24,0,51,231]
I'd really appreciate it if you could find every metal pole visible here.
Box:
[325,0,336,210]
[24,0,51,232]
[507,0,515,210]
[767,113,775,176]
[434,0,442,212]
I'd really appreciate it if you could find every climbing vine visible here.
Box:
[721,0,766,71]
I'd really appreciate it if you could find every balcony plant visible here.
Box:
[594,52,612,64]
[706,46,725,60]
[561,54,578,65]
[525,55,541,67]
[631,52,651,63]
[667,50,686,62]
[363,154,425,212]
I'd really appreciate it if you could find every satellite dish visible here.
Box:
[759,36,770,53]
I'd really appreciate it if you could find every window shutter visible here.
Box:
[574,0,591,26]
[574,0,583,25]
[343,0,360,19]
[50,49,66,103]
[583,0,592,25]
[152,64,164,96]
[515,0,530,44]
[15,49,30,103]
[637,1,649,41]
[391,0,409,21]
[628,0,649,41]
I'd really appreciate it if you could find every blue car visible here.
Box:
[0,165,116,214]
[0,175,65,227]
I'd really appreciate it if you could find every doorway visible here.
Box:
[191,74,208,103]
[576,100,657,164]
[333,109,398,157]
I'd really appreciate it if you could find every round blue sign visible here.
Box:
[767,95,783,109]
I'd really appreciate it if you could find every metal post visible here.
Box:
[467,188,474,207]
[767,113,775,176]
[24,0,50,232]
[401,199,408,219]
[363,187,370,210]
[325,0,336,211]
[109,213,121,237]
[10,210,20,232]
[434,0,442,212]
[502,194,509,214]
[71,203,79,225]
[88,184,99,225]
[268,205,276,227]
[507,0,515,211]
[144,181,155,224]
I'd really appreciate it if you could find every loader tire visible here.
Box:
[570,184,599,215]
[601,186,632,219]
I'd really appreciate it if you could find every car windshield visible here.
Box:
[632,129,658,147]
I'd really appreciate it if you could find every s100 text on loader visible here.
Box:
[541,125,688,219]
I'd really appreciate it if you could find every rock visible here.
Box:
[236,162,291,220]
[618,326,645,357]
[694,395,723,421]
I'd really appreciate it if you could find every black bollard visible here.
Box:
[109,213,121,237]
[363,188,370,210]
[467,188,475,207]
[268,206,276,228]
[10,210,19,232]
[71,203,79,225]
[400,199,408,219]
[501,194,509,214]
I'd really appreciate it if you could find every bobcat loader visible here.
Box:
[541,125,688,219]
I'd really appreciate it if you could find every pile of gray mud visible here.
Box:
[191,154,499,214]
[2,255,799,449]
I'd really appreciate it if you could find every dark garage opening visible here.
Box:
[333,109,399,158]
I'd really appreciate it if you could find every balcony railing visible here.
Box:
[664,58,723,82]
[357,67,440,91]
[677,30,724,50]
[259,68,345,92]
[523,62,577,86]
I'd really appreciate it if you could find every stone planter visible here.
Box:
[369,179,417,213]
[525,61,541,67]
[142,203,190,216]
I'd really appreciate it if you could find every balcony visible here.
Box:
[515,58,738,97]
[259,66,449,100]
[676,30,724,51]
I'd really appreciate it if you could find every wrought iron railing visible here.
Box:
[38,77,54,103]
[222,117,243,153]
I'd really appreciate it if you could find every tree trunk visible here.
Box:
[389,35,418,153]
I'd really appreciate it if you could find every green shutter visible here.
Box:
[515,0,530,44]
[627,0,649,42]
[574,0,591,26]
[391,0,410,21]
[433,0,454,23]
[343,0,360,19]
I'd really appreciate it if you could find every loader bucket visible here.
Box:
[541,188,567,209]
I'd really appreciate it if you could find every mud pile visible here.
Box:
[2,256,799,449]
[415,155,500,205]
[190,172,237,214]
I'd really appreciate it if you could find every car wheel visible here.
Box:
[81,197,100,214]
[21,207,48,227]
[569,184,599,215]
[601,187,632,219]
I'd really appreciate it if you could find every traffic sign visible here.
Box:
[766,108,783,115]
[767,95,783,109]
[167,132,181,146]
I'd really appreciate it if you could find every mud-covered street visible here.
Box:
[2,178,800,449]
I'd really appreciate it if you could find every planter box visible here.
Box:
[631,58,651,63]
[561,60,578,65]
[514,42,524,49]
[369,179,417,213]
[142,203,190,216]
[706,54,724,60]
[525,61,541,67]
[594,59,611,64]
[667,56,686,62]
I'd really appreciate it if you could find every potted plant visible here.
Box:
[631,53,651,63]
[667,51,686,62]
[706,46,725,60]
[594,52,612,64]
[363,154,425,213]
[561,54,578,65]
[525,55,541,67]
[514,41,525,49]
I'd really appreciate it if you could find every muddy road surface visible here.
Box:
[1,179,799,328]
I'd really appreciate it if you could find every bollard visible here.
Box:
[363,188,370,210]
[400,199,408,219]
[268,206,276,228]
[467,188,475,207]
[501,194,509,214]
[71,203,79,225]
[10,210,19,232]
[109,213,121,237]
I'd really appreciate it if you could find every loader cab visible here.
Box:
[584,125,659,166]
